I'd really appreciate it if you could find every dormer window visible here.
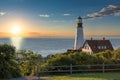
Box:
[98,46,107,49]
[98,46,101,49]
[104,46,107,49]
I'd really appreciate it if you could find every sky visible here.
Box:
[0,0,120,38]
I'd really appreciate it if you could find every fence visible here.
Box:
[37,63,120,75]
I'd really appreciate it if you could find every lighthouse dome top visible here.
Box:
[77,16,82,19]
[77,16,82,23]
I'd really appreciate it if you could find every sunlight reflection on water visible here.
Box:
[10,37,23,50]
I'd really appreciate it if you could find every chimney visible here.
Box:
[90,37,93,40]
[103,37,105,40]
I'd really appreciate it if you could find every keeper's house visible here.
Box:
[82,38,114,54]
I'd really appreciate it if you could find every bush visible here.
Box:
[0,44,21,79]
[17,50,42,76]
[41,48,120,72]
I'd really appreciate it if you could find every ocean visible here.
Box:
[0,37,120,57]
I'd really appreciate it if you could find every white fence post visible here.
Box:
[102,63,105,73]
[70,64,72,74]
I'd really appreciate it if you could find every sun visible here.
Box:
[11,25,22,36]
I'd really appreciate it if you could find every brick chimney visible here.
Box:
[90,37,93,40]
[103,37,105,40]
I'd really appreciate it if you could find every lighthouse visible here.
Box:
[74,16,84,50]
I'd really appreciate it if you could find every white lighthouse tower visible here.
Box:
[74,16,84,50]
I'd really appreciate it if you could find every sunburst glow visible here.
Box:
[11,25,22,36]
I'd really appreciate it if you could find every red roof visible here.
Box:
[83,40,114,53]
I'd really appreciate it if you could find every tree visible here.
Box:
[0,44,21,79]
[16,50,42,76]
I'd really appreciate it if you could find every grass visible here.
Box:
[42,72,120,80]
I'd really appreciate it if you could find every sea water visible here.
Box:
[0,37,120,57]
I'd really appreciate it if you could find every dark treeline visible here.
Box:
[0,44,120,79]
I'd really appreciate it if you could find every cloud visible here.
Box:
[39,14,50,18]
[63,13,71,16]
[87,4,120,18]
[0,12,6,16]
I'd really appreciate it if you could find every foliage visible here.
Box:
[16,50,42,76]
[0,44,21,79]
[43,52,102,67]
[0,44,43,78]
[41,48,120,71]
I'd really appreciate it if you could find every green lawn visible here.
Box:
[42,72,120,80]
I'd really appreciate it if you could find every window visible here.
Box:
[98,46,101,49]
[104,46,107,49]
[84,43,89,49]
[98,45,107,49]
[101,46,104,49]
[84,44,87,49]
